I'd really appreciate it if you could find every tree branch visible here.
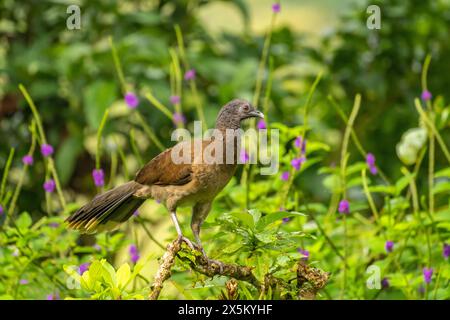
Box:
[148,238,330,300]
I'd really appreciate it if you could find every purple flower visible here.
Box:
[366,153,376,167]
[184,69,196,81]
[173,112,186,125]
[272,3,281,13]
[297,248,309,261]
[385,240,394,253]
[421,90,432,101]
[93,244,101,251]
[49,222,59,228]
[19,279,28,285]
[46,293,59,300]
[366,153,378,175]
[291,157,305,171]
[129,245,140,263]
[0,204,3,216]
[257,119,267,130]
[133,210,139,217]
[43,179,55,193]
[423,267,433,284]
[282,217,291,224]
[381,277,390,289]
[338,199,350,214]
[92,169,105,187]
[240,150,250,164]
[443,243,450,260]
[294,136,302,149]
[79,263,90,275]
[281,171,290,181]
[125,92,139,109]
[170,95,181,105]
[22,155,33,165]
[41,144,54,157]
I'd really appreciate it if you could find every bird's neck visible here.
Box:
[215,118,241,131]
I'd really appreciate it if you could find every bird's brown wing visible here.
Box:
[134,146,193,186]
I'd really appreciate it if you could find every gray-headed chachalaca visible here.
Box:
[66,99,264,255]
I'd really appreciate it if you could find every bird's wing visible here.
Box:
[135,141,197,186]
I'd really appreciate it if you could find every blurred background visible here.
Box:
[1,0,449,213]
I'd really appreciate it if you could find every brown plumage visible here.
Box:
[66,99,264,252]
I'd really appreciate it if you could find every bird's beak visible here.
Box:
[248,110,264,119]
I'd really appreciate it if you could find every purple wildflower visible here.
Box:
[46,293,59,300]
[19,279,28,285]
[272,3,281,13]
[79,263,90,275]
[338,199,350,214]
[170,95,181,105]
[423,267,433,284]
[381,277,390,289]
[366,153,376,167]
[41,144,54,157]
[124,92,139,109]
[93,244,101,251]
[0,204,3,216]
[385,240,394,253]
[294,136,302,148]
[173,112,186,125]
[366,153,378,175]
[133,210,139,217]
[421,90,432,101]
[281,171,290,181]
[49,222,59,228]
[184,69,196,81]
[240,150,250,164]
[297,248,310,261]
[43,179,55,193]
[257,119,267,130]
[443,243,450,260]
[282,217,291,224]
[291,157,305,171]
[92,169,105,187]
[22,155,33,165]
[129,245,140,263]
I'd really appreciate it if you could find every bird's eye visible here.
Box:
[243,104,250,111]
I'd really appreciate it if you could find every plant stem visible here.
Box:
[0,148,15,203]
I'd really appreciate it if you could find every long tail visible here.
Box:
[66,181,145,234]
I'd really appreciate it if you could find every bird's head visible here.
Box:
[215,99,264,130]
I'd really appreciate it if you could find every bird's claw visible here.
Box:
[177,235,196,251]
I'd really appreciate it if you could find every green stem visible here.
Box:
[135,112,165,152]
[8,122,37,221]
[361,168,380,224]
[252,11,278,107]
[414,99,450,164]
[145,92,173,120]
[109,36,127,93]
[0,148,15,203]
[96,109,110,169]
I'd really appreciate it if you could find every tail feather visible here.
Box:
[66,181,145,233]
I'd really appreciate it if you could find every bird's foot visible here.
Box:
[177,235,196,251]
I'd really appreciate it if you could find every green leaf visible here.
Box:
[16,212,32,231]
[231,211,254,229]
[116,263,131,289]
[83,81,116,129]
[247,209,261,225]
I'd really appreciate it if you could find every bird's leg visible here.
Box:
[170,211,195,250]
[191,203,224,273]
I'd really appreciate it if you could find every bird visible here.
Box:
[66,99,264,256]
